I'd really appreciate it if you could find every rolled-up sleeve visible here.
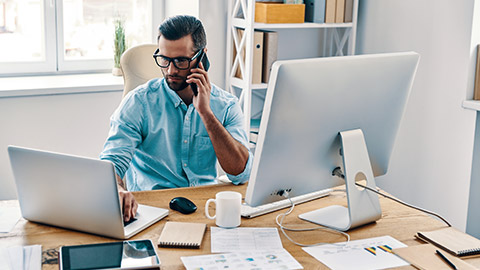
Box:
[223,101,253,184]
[100,92,145,178]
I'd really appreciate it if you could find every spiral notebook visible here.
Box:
[157,222,206,249]
[416,227,480,257]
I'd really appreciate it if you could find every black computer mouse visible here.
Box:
[169,197,197,214]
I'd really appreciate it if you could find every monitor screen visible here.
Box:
[245,52,420,208]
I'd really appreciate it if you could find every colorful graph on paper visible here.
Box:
[303,236,409,270]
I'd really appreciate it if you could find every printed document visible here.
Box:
[303,235,409,270]
[0,202,21,233]
[1,245,42,270]
[181,249,303,270]
[211,227,283,253]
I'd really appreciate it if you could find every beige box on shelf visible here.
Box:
[255,3,305,24]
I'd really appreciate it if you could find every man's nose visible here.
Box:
[167,63,179,74]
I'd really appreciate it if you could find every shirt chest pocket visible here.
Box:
[192,135,216,171]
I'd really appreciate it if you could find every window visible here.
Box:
[0,0,198,76]
[0,0,45,62]
[57,0,155,71]
[0,0,163,76]
[0,0,56,74]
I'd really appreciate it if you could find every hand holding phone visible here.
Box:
[190,50,210,96]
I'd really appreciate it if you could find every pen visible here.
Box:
[436,249,457,270]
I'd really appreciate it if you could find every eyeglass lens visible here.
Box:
[157,57,190,69]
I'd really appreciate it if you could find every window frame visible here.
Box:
[0,0,165,77]
[0,0,57,75]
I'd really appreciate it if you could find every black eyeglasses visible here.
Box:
[153,49,202,70]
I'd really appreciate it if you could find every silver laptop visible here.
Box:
[7,145,169,239]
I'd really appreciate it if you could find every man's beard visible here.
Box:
[165,74,189,92]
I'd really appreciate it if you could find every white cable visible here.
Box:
[332,167,451,227]
[275,194,350,247]
[275,178,452,247]
[354,182,452,227]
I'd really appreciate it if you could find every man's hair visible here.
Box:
[157,15,206,52]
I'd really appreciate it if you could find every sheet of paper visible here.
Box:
[0,203,21,233]
[4,245,42,270]
[0,247,11,270]
[211,227,283,253]
[181,249,303,270]
[302,235,409,270]
[7,246,24,270]
[26,245,42,270]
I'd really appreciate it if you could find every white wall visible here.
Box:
[465,0,480,238]
[199,0,228,89]
[0,91,123,199]
[357,0,479,230]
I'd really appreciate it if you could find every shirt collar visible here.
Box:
[162,78,184,108]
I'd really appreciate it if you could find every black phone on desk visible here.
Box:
[59,239,160,270]
[190,50,210,96]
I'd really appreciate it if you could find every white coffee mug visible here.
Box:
[205,191,242,228]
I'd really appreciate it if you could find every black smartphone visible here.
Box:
[190,50,210,96]
[59,239,160,270]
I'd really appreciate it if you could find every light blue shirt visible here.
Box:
[100,78,252,191]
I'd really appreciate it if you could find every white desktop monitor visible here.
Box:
[245,52,420,231]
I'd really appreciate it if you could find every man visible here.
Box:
[100,15,252,221]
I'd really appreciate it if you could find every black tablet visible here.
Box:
[59,239,160,270]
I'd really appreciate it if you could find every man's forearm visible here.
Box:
[199,111,249,175]
[116,174,126,190]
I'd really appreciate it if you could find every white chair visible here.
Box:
[120,44,162,97]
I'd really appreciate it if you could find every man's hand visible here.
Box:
[116,175,138,222]
[118,188,138,222]
[188,62,212,114]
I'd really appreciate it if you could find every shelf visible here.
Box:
[232,18,246,28]
[232,19,353,30]
[463,100,480,111]
[227,0,358,138]
[230,77,268,90]
[254,22,354,29]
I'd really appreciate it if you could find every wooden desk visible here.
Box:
[2,183,480,269]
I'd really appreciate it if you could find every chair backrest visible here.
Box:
[120,44,162,98]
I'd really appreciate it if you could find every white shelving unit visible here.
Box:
[225,0,359,140]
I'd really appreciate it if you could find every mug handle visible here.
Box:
[205,198,216,220]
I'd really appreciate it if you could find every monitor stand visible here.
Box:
[298,129,382,231]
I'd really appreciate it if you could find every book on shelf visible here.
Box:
[233,29,264,84]
[325,0,336,23]
[305,0,326,23]
[249,131,259,144]
[157,222,207,249]
[474,44,480,100]
[250,118,261,133]
[416,226,480,257]
[344,0,354,22]
[260,30,278,83]
[252,30,264,84]
[335,0,345,23]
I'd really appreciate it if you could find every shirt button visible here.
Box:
[185,116,189,121]
[184,140,188,143]
[184,163,187,167]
